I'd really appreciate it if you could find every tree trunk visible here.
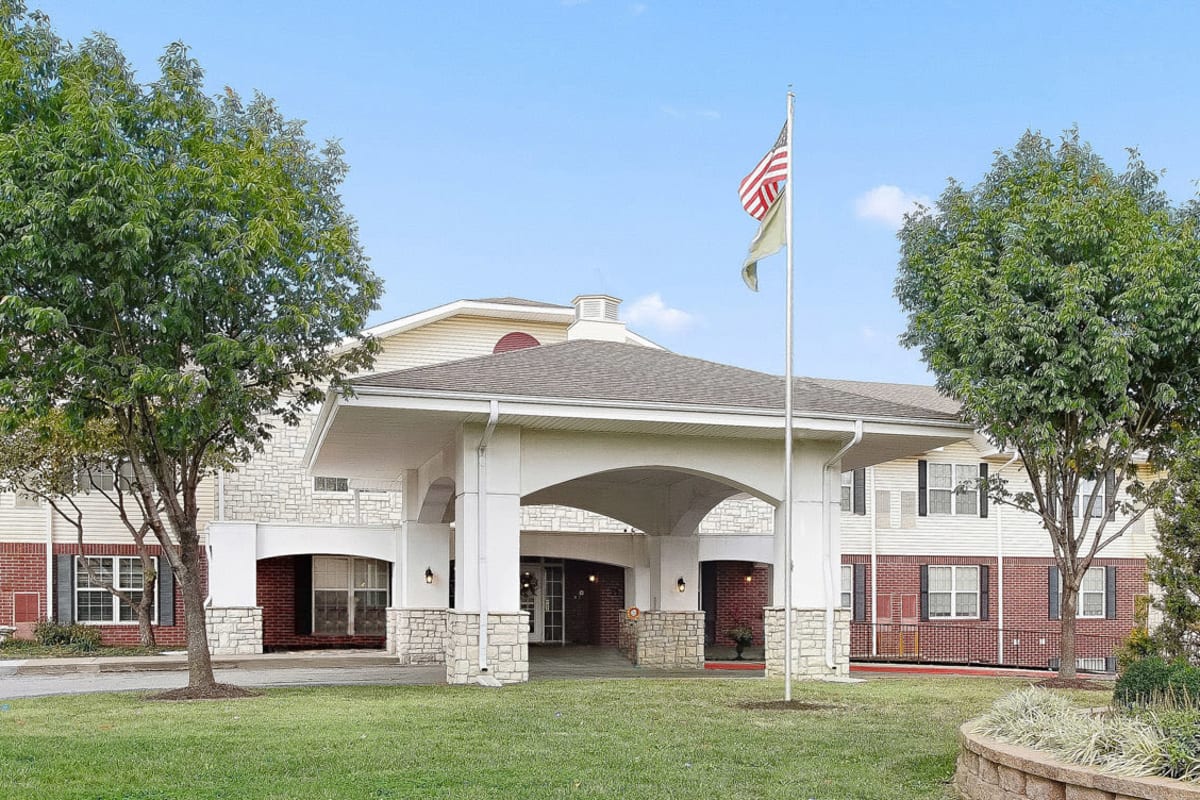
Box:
[136,548,157,648]
[175,523,216,689]
[1059,583,1078,679]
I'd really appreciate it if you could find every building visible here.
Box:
[0,294,1148,682]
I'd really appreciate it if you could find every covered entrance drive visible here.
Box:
[300,340,971,684]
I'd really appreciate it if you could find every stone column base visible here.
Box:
[445,610,529,685]
[206,606,263,655]
[763,607,849,678]
[618,610,705,669]
[387,608,448,665]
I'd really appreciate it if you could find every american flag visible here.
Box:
[738,124,788,220]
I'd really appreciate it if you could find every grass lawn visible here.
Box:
[0,640,165,659]
[0,675,1109,799]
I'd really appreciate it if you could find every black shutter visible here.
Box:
[1105,470,1116,521]
[853,563,866,621]
[979,463,989,518]
[55,554,74,624]
[1048,566,1061,620]
[979,565,990,621]
[919,565,929,621]
[294,555,313,636]
[156,557,175,627]
[917,460,928,517]
[852,468,866,516]
[1105,565,1117,620]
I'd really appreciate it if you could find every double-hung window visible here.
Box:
[1072,479,1105,520]
[927,463,979,515]
[1058,566,1107,618]
[840,472,853,513]
[927,565,979,618]
[75,556,156,623]
[312,556,389,636]
[840,564,853,609]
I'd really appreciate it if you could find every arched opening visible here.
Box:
[699,560,769,659]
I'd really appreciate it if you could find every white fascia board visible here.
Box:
[301,390,343,472]
[340,386,975,438]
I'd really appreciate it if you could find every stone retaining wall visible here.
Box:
[763,607,849,678]
[206,606,263,655]
[444,610,528,685]
[955,721,1200,800]
[618,610,705,669]
[387,608,447,665]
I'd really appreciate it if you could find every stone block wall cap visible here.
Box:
[959,721,1200,799]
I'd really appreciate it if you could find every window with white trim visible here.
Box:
[840,564,852,609]
[75,556,156,623]
[927,565,979,618]
[13,492,42,508]
[927,463,979,516]
[313,476,350,493]
[840,471,853,513]
[1072,479,1105,520]
[312,556,389,636]
[1060,566,1107,618]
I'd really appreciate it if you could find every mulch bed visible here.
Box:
[146,682,262,701]
[738,700,844,712]
[1034,677,1110,691]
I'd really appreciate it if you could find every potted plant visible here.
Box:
[727,624,754,660]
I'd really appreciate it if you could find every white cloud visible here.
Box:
[854,185,931,229]
[625,293,696,334]
[860,326,876,342]
[629,3,648,15]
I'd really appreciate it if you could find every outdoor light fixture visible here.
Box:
[744,572,754,583]
[588,574,597,583]
[676,577,686,593]
[424,567,434,584]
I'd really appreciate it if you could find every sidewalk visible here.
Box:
[0,649,397,676]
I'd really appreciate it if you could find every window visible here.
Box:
[927,463,979,516]
[840,564,852,609]
[76,463,135,493]
[312,556,389,636]
[75,556,156,624]
[927,565,979,619]
[1060,566,1107,618]
[13,492,42,509]
[1072,479,1105,520]
[313,476,350,493]
[840,472,853,513]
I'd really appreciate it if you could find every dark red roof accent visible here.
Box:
[493,332,541,354]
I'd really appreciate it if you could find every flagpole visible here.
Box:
[782,88,795,702]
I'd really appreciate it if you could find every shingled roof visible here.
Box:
[354,340,962,423]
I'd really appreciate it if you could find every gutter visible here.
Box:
[822,419,863,670]
[476,399,500,683]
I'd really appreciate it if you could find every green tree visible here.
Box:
[1148,438,1200,665]
[0,413,161,647]
[0,5,381,695]
[895,130,1200,679]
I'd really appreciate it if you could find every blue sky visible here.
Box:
[30,1,1200,384]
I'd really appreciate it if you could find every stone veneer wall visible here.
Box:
[445,610,529,685]
[387,608,447,665]
[956,722,1200,800]
[617,610,705,669]
[763,607,849,678]
[206,606,263,655]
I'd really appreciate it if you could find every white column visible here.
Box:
[453,424,522,613]
[207,521,258,607]
[650,536,700,611]
[771,448,827,609]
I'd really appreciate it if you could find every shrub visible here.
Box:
[32,620,102,652]
[1117,595,1158,672]
[1115,657,1200,707]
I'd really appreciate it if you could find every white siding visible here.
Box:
[371,316,568,374]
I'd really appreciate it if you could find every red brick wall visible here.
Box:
[0,542,48,636]
[563,560,624,646]
[843,553,1146,667]
[709,561,769,647]
[257,556,385,650]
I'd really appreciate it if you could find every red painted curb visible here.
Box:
[704,661,765,671]
[850,663,1058,679]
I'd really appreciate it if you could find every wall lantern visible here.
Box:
[424,567,434,584]
[744,571,754,583]
[676,577,687,593]
[588,574,597,583]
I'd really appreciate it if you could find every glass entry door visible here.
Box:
[520,565,545,643]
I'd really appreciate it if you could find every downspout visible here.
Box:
[44,502,53,622]
[995,451,1018,664]
[217,470,226,522]
[476,400,500,676]
[868,466,877,657]
[823,419,863,669]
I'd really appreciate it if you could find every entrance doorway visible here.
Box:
[520,564,546,643]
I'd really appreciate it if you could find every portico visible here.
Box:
[296,339,970,685]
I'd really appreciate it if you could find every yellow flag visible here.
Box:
[741,193,785,291]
